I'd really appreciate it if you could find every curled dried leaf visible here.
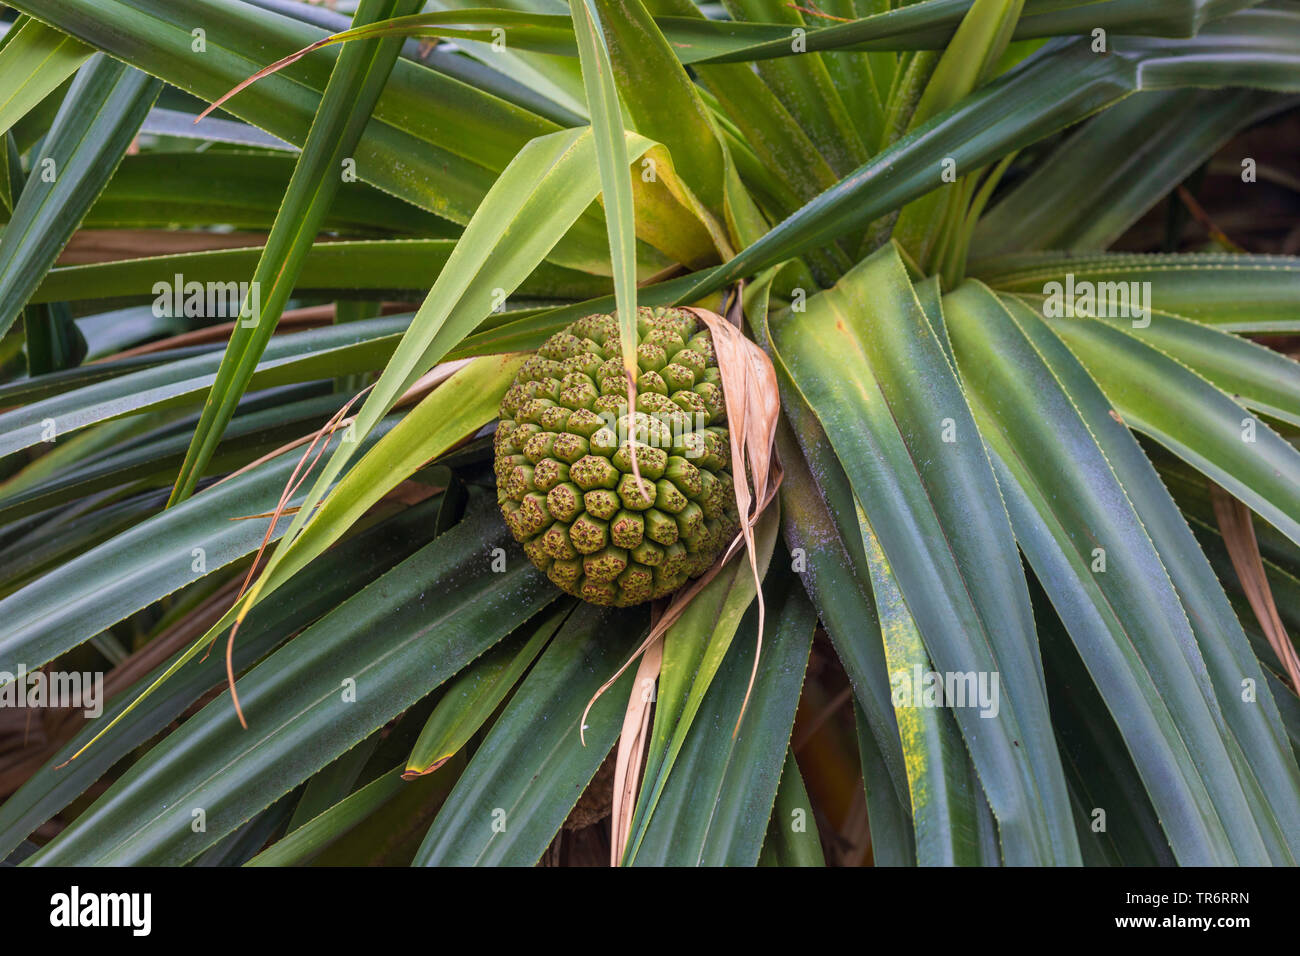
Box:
[1210,483,1300,691]
[609,632,663,865]
[687,307,783,732]
[218,359,475,728]
[583,304,783,863]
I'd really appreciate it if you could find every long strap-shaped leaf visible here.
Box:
[413,603,642,866]
[592,0,729,215]
[0,16,91,142]
[747,265,914,820]
[758,749,826,865]
[856,505,990,865]
[404,605,569,777]
[0,416,393,677]
[0,315,409,458]
[975,252,1300,332]
[1065,305,1300,428]
[674,9,1300,298]
[1036,601,1178,866]
[247,1,1271,68]
[630,567,814,866]
[892,0,1023,271]
[1004,294,1300,862]
[769,241,1079,865]
[168,0,422,505]
[944,282,1288,863]
[0,494,447,861]
[570,0,638,379]
[725,0,871,179]
[25,503,556,866]
[62,353,524,759]
[30,240,608,307]
[1040,308,1300,549]
[59,150,455,234]
[972,88,1293,255]
[222,127,658,642]
[621,510,780,865]
[5,0,626,275]
[0,392,345,524]
[0,54,160,338]
[702,0,1265,62]
[854,701,920,866]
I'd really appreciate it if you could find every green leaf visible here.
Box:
[60,353,522,766]
[994,293,1300,862]
[1037,595,1177,866]
[5,0,635,275]
[910,0,1023,126]
[0,315,407,457]
[640,0,841,213]
[768,241,1079,865]
[24,503,556,865]
[408,0,588,121]
[630,566,815,866]
[623,507,779,864]
[168,0,424,504]
[593,0,728,215]
[751,277,912,821]
[0,494,452,858]
[405,603,567,776]
[1080,306,1300,428]
[1039,306,1300,548]
[856,505,988,865]
[0,415,397,676]
[209,353,525,631]
[679,16,1300,297]
[945,281,1287,863]
[234,128,661,636]
[72,150,457,234]
[976,252,1300,332]
[811,0,890,151]
[686,0,1272,64]
[0,16,91,142]
[725,0,871,178]
[0,391,342,523]
[757,750,824,866]
[772,420,915,820]
[0,487,164,595]
[246,765,436,867]
[571,0,639,375]
[892,0,1023,270]
[973,89,1292,255]
[30,241,607,306]
[0,54,161,338]
[23,301,84,375]
[854,700,917,866]
[413,602,642,865]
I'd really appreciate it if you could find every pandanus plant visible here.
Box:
[0,0,1298,867]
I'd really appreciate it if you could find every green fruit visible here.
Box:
[496,307,739,607]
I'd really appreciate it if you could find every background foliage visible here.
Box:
[0,0,1299,866]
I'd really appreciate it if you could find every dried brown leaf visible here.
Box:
[197,38,337,121]
[1210,484,1300,691]
[585,304,784,864]
[688,307,783,732]
[214,358,475,727]
[608,633,662,866]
